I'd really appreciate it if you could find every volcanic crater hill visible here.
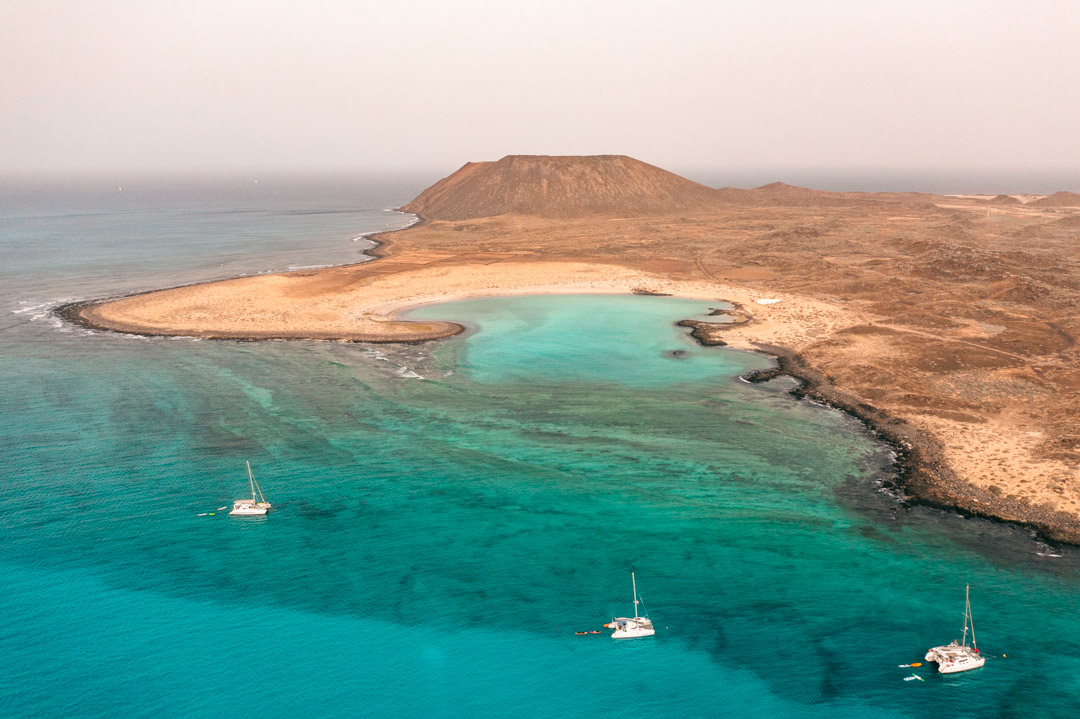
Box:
[973,194,1023,205]
[400,155,731,220]
[1030,191,1080,208]
[400,155,947,222]
[732,181,941,208]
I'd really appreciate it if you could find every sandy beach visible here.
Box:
[72,256,851,352]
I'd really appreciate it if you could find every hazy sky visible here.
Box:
[3,0,1079,178]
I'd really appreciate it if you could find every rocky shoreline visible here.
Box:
[680,318,1080,544]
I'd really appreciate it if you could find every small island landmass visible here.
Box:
[63,155,1080,543]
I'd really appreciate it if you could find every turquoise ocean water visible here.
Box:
[2,177,1079,718]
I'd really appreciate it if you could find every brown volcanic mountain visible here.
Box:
[1030,191,1080,207]
[973,194,1022,205]
[400,155,732,220]
[401,155,942,221]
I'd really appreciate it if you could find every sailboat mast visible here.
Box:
[967,582,976,643]
[632,572,639,620]
[966,584,978,650]
[247,461,268,504]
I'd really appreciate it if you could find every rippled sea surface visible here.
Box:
[2,177,1079,718]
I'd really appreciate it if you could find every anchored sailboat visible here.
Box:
[605,572,655,639]
[924,584,985,673]
[229,461,272,516]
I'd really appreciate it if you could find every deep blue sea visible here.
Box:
[2,176,1079,718]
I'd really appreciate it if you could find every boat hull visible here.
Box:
[936,657,985,674]
[925,645,985,673]
[607,617,655,639]
[229,500,268,516]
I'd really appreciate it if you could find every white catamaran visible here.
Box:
[229,461,272,516]
[925,584,985,673]
[605,572,655,639]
